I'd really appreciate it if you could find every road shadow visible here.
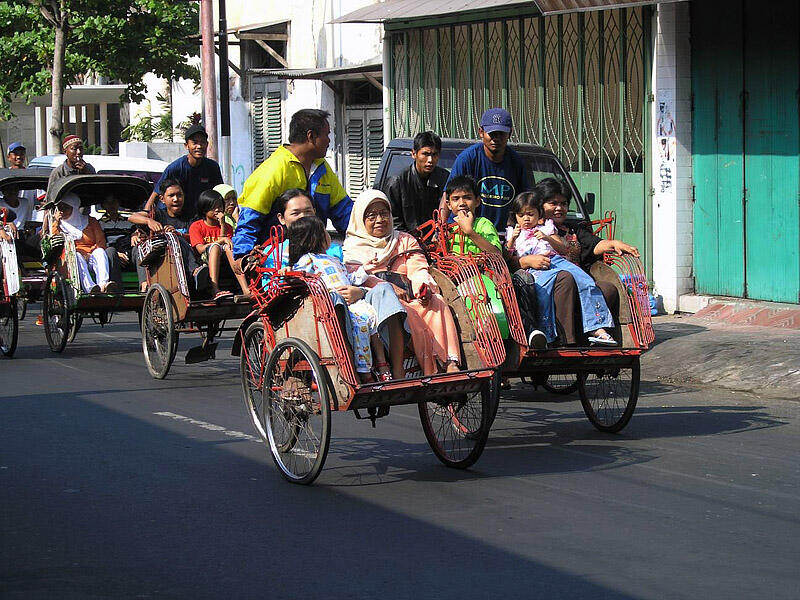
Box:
[0,390,641,600]
[650,319,707,348]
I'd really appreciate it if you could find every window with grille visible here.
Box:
[389,7,646,175]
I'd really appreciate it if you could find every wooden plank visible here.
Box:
[255,40,288,68]
[236,33,288,41]
[691,0,745,297]
[743,0,800,302]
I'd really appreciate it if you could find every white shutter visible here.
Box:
[346,117,366,198]
[251,81,283,169]
[366,116,384,189]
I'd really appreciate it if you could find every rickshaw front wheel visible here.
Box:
[0,297,19,357]
[43,271,70,353]
[419,378,492,469]
[142,283,177,379]
[240,320,270,442]
[577,358,640,433]
[263,337,331,485]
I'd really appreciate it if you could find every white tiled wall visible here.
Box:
[651,1,693,313]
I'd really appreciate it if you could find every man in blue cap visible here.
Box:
[6,142,26,169]
[439,108,529,232]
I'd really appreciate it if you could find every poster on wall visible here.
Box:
[656,90,676,195]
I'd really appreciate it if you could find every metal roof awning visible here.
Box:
[332,0,683,23]
[249,61,383,82]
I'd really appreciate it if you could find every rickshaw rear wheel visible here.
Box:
[142,283,177,379]
[16,296,27,321]
[240,320,271,442]
[0,297,19,357]
[419,379,491,469]
[67,313,83,343]
[542,373,579,395]
[577,358,640,433]
[43,271,70,353]
[262,338,331,485]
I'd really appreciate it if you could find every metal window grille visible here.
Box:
[389,7,646,175]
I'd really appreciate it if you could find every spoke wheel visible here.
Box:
[16,296,27,321]
[0,297,19,357]
[542,373,579,395]
[240,320,271,441]
[142,283,177,379]
[577,358,640,433]
[43,272,70,353]
[419,380,491,469]
[262,338,331,485]
[67,313,83,343]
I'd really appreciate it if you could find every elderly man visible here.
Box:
[47,135,96,191]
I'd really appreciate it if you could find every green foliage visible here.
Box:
[0,0,199,119]
[122,93,174,142]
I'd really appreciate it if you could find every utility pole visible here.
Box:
[200,0,218,160]
[218,0,232,184]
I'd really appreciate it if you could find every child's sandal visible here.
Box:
[374,362,392,382]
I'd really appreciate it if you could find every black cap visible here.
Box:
[184,124,208,142]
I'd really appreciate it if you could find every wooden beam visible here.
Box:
[255,39,288,68]
[362,73,385,92]
[213,46,242,76]
[236,32,288,41]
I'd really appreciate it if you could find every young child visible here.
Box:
[507,191,616,346]
[129,179,209,296]
[49,193,118,294]
[189,189,250,301]
[287,216,391,383]
[213,184,238,232]
[445,175,502,255]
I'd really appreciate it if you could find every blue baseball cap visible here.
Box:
[7,142,25,153]
[479,108,513,134]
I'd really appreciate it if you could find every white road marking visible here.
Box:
[51,359,81,371]
[154,411,261,443]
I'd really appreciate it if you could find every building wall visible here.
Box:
[650,1,692,313]
[1,103,37,164]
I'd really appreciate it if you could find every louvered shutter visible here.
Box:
[346,117,366,198]
[251,82,283,169]
[366,117,384,188]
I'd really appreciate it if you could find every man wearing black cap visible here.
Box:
[6,142,26,169]
[439,108,529,232]
[145,124,223,219]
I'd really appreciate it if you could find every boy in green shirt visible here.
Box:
[446,175,502,255]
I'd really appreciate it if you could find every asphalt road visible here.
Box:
[2,313,799,599]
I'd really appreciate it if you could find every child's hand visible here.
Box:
[148,218,164,233]
[509,224,521,241]
[337,285,365,305]
[532,229,546,240]
[453,209,475,235]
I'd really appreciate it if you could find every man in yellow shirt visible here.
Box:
[232,109,353,258]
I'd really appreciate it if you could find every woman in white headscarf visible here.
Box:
[343,189,461,375]
[50,192,118,293]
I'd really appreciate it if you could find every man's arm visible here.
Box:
[383,176,406,231]
[232,206,270,258]
[327,194,353,236]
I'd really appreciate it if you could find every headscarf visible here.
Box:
[57,192,89,240]
[213,184,237,201]
[342,189,398,267]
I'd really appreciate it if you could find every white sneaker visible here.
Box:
[527,329,546,349]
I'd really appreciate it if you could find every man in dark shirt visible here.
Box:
[439,108,529,232]
[47,135,96,194]
[145,124,223,219]
[383,131,449,231]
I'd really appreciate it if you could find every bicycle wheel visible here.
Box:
[141,283,177,379]
[577,358,640,433]
[262,338,331,485]
[542,373,579,395]
[0,297,19,357]
[240,320,271,441]
[43,271,70,353]
[67,313,83,343]
[16,295,27,321]
[419,379,491,469]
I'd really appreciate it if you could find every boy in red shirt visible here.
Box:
[189,189,249,300]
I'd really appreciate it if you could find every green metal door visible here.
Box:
[692,0,799,303]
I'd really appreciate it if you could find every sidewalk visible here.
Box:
[642,300,800,400]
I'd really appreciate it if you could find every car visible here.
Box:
[371,137,596,221]
[28,154,168,187]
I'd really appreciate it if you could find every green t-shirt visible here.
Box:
[449,216,501,255]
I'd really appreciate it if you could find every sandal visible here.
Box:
[588,332,617,346]
[214,290,233,303]
[373,362,392,382]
